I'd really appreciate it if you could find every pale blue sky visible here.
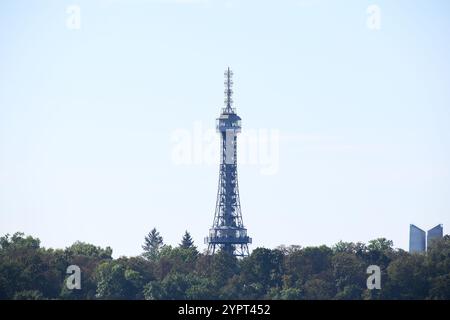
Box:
[1,0,449,257]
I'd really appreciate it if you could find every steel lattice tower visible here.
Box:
[204,67,252,257]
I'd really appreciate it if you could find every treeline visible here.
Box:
[0,229,449,300]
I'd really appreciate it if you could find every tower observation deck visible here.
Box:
[204,68,252,257]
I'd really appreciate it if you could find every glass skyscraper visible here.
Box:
[409,224,426,253]
[427,224,443,250]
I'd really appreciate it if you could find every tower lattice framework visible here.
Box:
[204,67,252,257]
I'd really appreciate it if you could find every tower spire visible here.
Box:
[224,67,234,113]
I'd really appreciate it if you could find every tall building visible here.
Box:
[204,68,252,257]
[427,224,443,249]
[409,224,426,253]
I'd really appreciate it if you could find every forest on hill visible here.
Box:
[0,229,449,300]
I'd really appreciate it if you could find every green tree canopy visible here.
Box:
[142,228,164,261]
[2,231,450,300]
[180,231,195,249]
[65,241,112,259]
